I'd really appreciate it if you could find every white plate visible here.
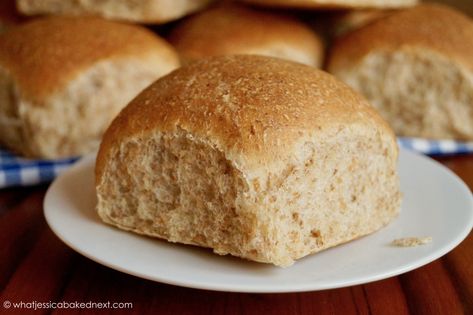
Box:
[44,149,473,293]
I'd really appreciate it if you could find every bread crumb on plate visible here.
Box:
[391,237,432,247]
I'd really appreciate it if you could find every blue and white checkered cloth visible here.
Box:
[0,137,472,188]
[397,137,473,156]
[0,149,77,188]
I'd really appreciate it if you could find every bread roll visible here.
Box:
[425,0,473,17]
[16,0,213,24]
[96,55,401,267]
[0,16,179,158]
[169,4,324,67]
[327,4,473,140]
[330,9,396,36]
[240,0,417,9]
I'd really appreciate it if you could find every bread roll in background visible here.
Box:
[0,16,179,158]
[169,4,324,67]
[329,9,396,37]
[327,4,473,140]
[239,0,417,9]
[426,0,473,17]
[16,0,213,24]
[96,55,401,267]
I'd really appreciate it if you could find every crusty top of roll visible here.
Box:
[97,55,394,182]
[168,4,322,65]
[0,16,178,103]
[329,4,473,71]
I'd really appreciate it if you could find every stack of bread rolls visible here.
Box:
[1,0,470,266]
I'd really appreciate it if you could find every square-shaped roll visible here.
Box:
[96,55,401,267]
[328,4,473,141]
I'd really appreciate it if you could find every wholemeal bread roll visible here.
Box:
[240,0,417,9]
[168,4,324,67]
[0,16,179,158]
[16,0,213,24]
[95,55,401,267]
[327,4,473,140]
[425,0,473,17]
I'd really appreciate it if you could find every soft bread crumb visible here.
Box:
[391,237,432,247]
[0,57,175,158]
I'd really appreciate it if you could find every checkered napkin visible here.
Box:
[397,137,473,156]
[1,137,473,188]
[0,149,77,188]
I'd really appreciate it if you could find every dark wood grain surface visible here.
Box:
[0,155,472,315]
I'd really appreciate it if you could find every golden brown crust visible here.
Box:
[328,4,473,72]
[96,55,394,183]
[168,4,323,65]
[329,9,398,37]
[0,16,178,103]
[240,0,417,9]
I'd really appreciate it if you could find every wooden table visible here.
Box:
[0,155,472,315]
